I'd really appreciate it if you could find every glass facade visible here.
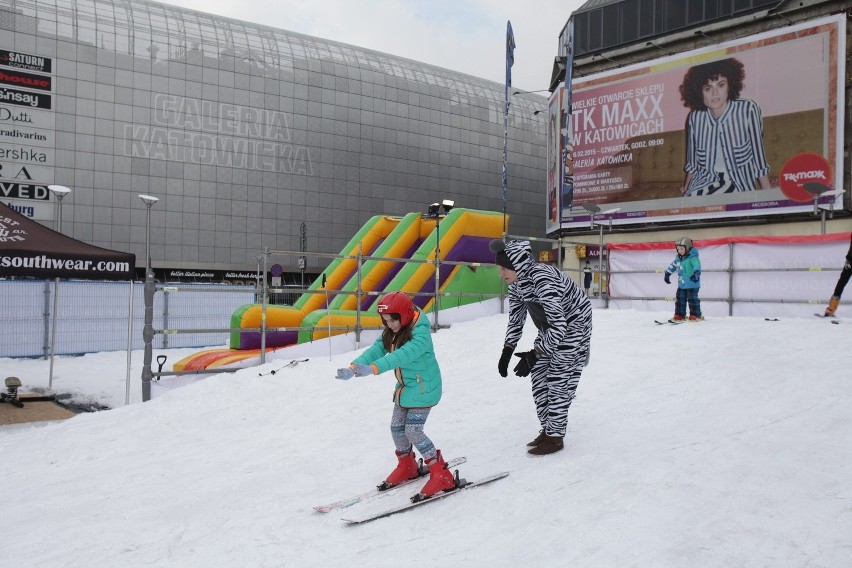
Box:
[0,0,547,276]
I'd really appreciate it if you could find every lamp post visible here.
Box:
[427,199,454,331]
[583,205,620,302]
[46,185,71,388]
[139,194,159,402]
[804,183,845,235]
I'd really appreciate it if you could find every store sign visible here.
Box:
[0,86,51,109]
[0,50,52,73]
[0,68,52,92]
[3,198,53,221]
[0,181,50,200]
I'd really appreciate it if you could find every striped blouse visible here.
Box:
[683,98,770,196]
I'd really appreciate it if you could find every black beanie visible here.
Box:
[495,250,515,271]
[489,239,516,271]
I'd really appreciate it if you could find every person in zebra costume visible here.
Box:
[678,57,771,197]
[490,239,592,456]
[823,232,852,317]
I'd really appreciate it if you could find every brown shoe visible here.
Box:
[527,430,547,447]
[527,434,564,455]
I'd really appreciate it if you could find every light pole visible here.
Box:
[139,194,159,402]
[804,183,845,235]
[427,199,454,331]
[46,185,71,388]
[583,205,620,302]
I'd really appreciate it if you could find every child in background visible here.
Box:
[664,237,703,322]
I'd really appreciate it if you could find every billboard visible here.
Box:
[546,15,846,233]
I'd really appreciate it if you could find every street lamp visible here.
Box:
[138,194,159,402]
[811,188,846,234]
[583,205,620,302]
[46,185,71,389]
[427,199,454,331]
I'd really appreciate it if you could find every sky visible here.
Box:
[2,307,851,567]
[158,0,589,92]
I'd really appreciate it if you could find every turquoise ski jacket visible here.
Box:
[667,247,701,290]
[352,308,442,408]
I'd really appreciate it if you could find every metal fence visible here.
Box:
[0,280,256,358]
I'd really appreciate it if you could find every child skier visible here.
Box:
[334,291,456,500]
[664,237,703,322]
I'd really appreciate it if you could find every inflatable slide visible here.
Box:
[174,208,505,371]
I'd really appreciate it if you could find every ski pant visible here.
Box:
[528,348,587,438]
[675,287,701,317]
[832,263,852,298]
[390,404,437,460]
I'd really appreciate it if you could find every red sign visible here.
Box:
[778,152,832,203]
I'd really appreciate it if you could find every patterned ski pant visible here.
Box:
[675,287,701,317]
[529,348,586,438]
[390,404,437,461]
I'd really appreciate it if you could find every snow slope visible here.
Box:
[1,309,850,567]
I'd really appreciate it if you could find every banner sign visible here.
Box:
[0,68,52,92]
[0,50,52,74]
[3,198,53,221]
[551,15,845,230]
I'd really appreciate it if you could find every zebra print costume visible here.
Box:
[500,240,592,438]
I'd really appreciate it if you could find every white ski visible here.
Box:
[313,456,467,513]
[341,471,509,524]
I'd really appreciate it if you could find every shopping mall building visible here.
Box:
[0,0,548,282]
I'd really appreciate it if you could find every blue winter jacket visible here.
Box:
[667,247,701,290]
[352,308,442,408]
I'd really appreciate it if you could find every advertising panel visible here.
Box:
[0,48,55,224]
[550,15,845,231]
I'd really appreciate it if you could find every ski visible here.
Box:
[765,318,779,321]
[814,313,836,319]
[655,319,685,325]
[313,456,467,513]
[258,358,309,377]
[341,471,509,524]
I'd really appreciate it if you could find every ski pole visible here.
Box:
[323,273,332,361]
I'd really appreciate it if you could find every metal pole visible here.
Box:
[434,214,440,331]
[355,242,362,349]
[42,281,50,360]
[47,187,68,389]
[260,248,268,365]
[139,194,158,402]
[598,222,604,302]
[125,280,135,405]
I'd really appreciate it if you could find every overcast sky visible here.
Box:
[159,0,589,92]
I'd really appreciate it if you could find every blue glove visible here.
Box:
[335,367,355,380]
[664,271,671,284]
[689,270,701,283]
[351,363,375,377]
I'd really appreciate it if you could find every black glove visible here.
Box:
[689,270,701,283]
[513,350,538,377]
[664,271,671,284]
[497,346,514,377]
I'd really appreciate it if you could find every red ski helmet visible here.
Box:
[377,291,415,326]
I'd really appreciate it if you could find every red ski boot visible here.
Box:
[378,448,421,490]
[417,450,457,499]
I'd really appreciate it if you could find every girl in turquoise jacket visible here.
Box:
[334,291,456,499]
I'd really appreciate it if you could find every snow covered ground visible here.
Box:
[1,309,850,567]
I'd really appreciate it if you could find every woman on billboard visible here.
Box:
[679,58,771,197]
